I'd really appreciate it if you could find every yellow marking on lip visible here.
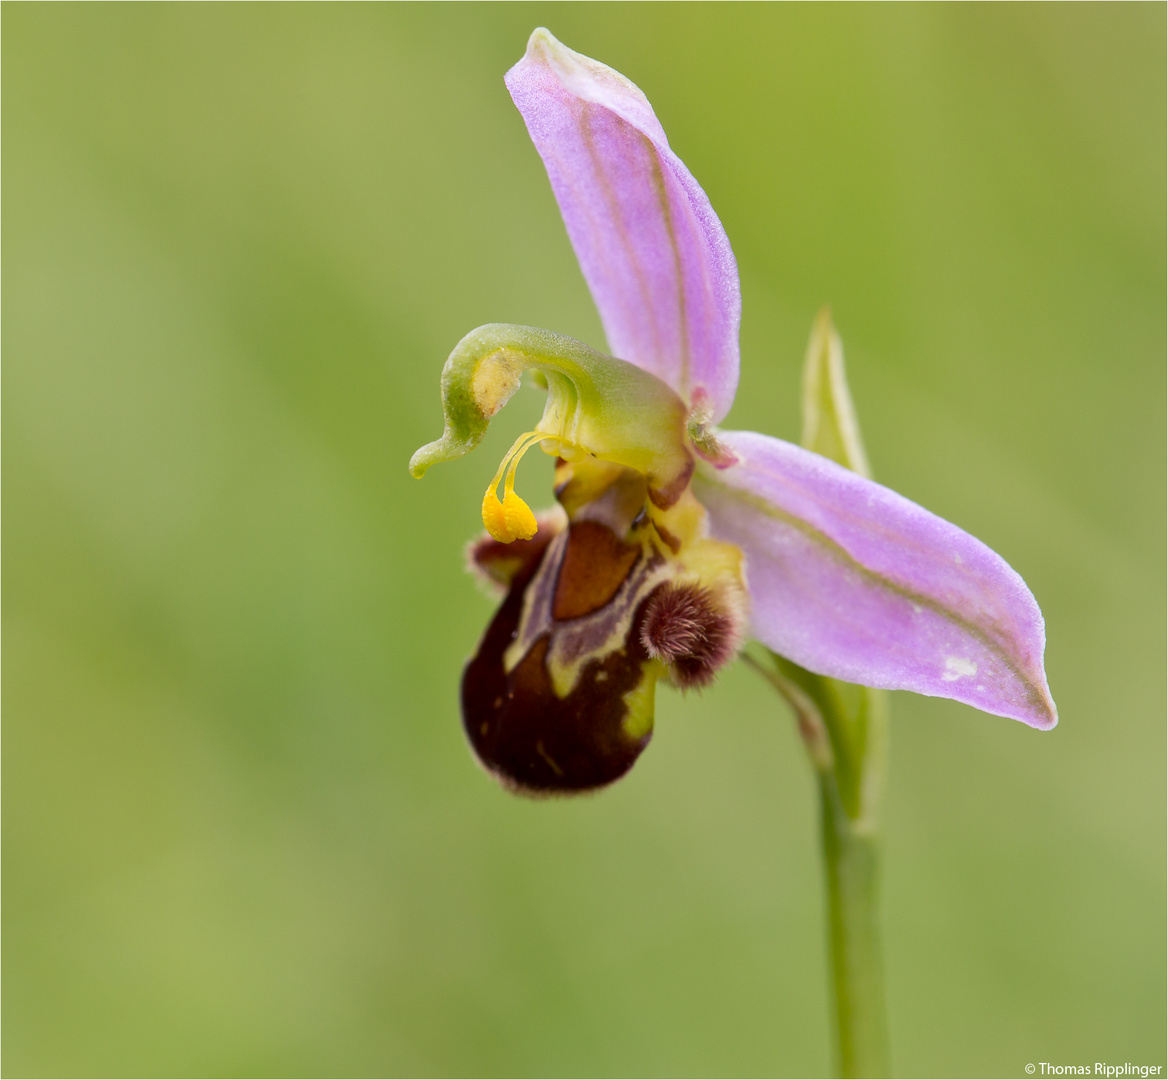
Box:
[535,739,564,776]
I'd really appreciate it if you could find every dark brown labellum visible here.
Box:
[461,521,657,796]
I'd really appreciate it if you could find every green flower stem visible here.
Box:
[819,758,890,1079]
[748,652,891,1078]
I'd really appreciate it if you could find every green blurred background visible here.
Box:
[4,4,1164,1077]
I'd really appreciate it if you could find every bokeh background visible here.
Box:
[5,4,1164,1077]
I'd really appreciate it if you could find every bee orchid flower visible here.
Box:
[410,29,1056,796]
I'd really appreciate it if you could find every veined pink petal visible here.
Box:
[694,432,1057,729]
[505,29,741,422]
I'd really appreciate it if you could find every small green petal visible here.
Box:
[800,308,872,478]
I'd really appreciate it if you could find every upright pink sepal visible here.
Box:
[505,29,741,421]
[695,432,1057,729]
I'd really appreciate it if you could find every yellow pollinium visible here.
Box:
[482,489,538,543]
[481,429,553,543]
